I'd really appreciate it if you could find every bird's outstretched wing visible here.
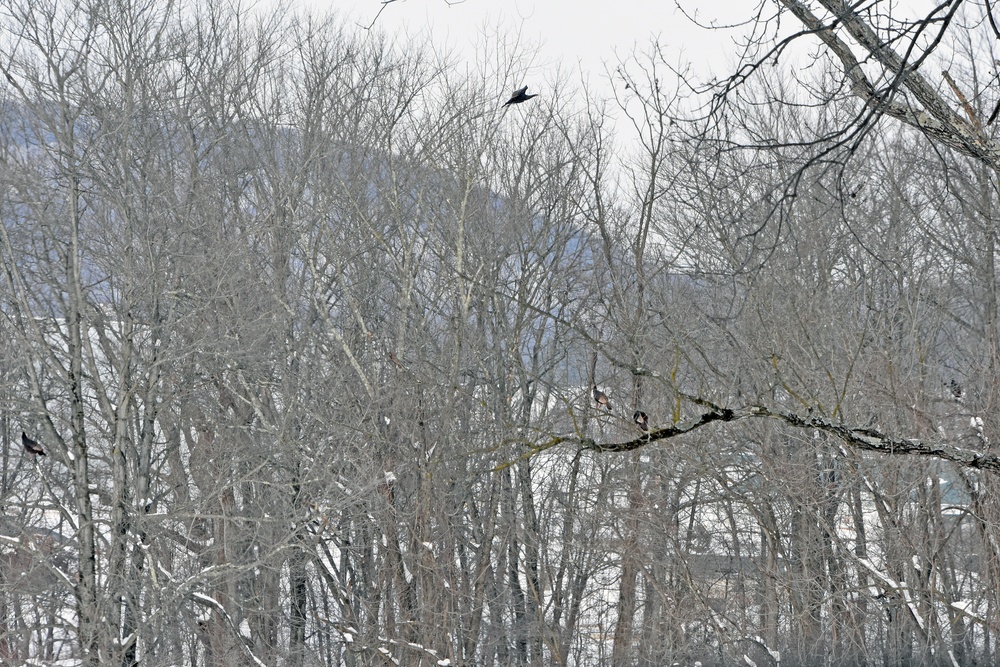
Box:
[504,85,533,106]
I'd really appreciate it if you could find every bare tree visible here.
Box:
[10,0,1000,665]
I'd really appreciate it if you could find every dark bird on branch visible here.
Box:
[633,410,649,431]
[503,85,538,106]
[948,378,963,399]
[22,432,45,456]
[592,385,611,412]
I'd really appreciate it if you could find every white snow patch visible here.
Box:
[952,599,973,612]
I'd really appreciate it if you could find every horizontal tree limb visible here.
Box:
[579,403,1000,472]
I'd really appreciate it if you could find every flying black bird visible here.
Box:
[633,410,649,431]
[503,85,538,106]
[21,432,45,456]
[592,385,611,412]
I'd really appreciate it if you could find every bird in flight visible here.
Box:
[633,410,649,431]
[22,432,45,456]
[503,85,538,106]
[592,385,611,412]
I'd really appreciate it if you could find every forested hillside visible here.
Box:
[1,1,999,666]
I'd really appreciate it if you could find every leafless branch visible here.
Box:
[575,401,1000,472]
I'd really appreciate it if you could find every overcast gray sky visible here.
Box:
[289,0,754,88]
[265,0,759,150]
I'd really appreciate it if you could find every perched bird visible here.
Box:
[633,410,649,431]
[948,378,963,399]
[503,85,538,106]
[21,432,45,456]
[592,385,611,412]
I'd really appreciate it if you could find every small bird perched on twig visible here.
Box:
[592,385,611,412]
[633,410,649,431]
[948,378,963,399]
[503,85,538,106]
[22,432,45,456]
